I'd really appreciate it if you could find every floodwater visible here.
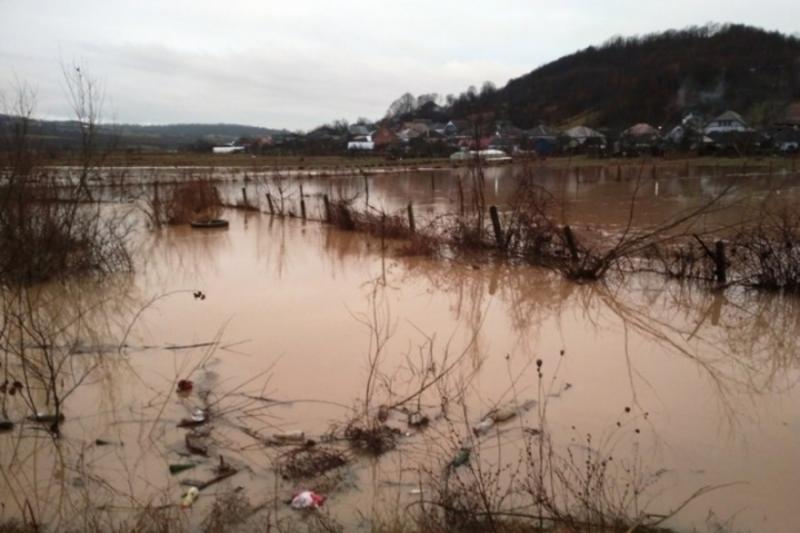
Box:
[2,165,800,532]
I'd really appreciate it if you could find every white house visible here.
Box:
[703,111,751,135]
[212,146,245,154]
[347,134,374,151]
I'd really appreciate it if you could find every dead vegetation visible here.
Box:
[143,178,223,227]
[0,76,131,285]
[277,445,348,479]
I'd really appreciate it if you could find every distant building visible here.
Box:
[563,126,606,146]
[212,146,245,154]
[347,134,374,151]
[704,111,751,134]
[348,124,372,137]
[524,124,560,155]
[771,102,800,152]
[372,126,400,149]
[444,120,472,137]
[620,123,661,154]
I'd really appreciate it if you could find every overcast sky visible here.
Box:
[1,1,797,130]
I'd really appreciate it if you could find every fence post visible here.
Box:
[299,184,307,220]
[563,225,579,261]
[407,202,416,234]
[265,193,275,215]
[714,240,727,283]
[489,205,504,248]
[242,187,248,208]
[323,194,331,223]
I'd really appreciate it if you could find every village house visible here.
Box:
[444,120,472,137]
[348,124,372,137]
[619,123,662,155]
[212,144,245,154]
[562,126,606,149]
[371,126,400,150]
[347,134,374,151]
[524,124,560,154]
[703,110,751,134]
[771,102,800,153]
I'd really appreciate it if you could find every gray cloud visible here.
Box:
[1,0,797,130]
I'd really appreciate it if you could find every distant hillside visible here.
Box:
[0,115,288,151]
[409,24,800,129]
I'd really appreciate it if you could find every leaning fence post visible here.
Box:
[299,184,307,220]
[714,240,727,283]
[265,193,275,215]
[489,205,504,248]
[407,202,416,233]
[323,194,331,223]
[563,225,579,261]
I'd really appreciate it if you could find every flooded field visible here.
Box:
[2,165,800,532]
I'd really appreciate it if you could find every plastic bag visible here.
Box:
[290,490,326,509]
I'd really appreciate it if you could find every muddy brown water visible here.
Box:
[2,165,800,532]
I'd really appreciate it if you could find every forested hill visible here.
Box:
[0,116,287,150]
[404,24,800,129]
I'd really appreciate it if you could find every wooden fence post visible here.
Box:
[407,202,416,234]
[563,225,579,261]
[489,205,504,248]
[242,187,248,208]
[299,184,307,220]
[265,193,275,215]
[714,240,727,284]
[323,194,331,223]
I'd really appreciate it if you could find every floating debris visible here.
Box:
[177,379,194,396]
[190,219,229,230]
[181,487,200,508]
[344,423,399,455]
[278,445,347,480]
[178,408,208,428]
[472,418,495,436]
[0,420,14,432]
[448,447,471,469]
[473,399,538,436]
[290,490,326,510]
[407,411,430,428]
[27,412,65,424]
[273,430,305,443]
[185,431,210,456]
[487,404,517,423]
[169,463,197,475]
